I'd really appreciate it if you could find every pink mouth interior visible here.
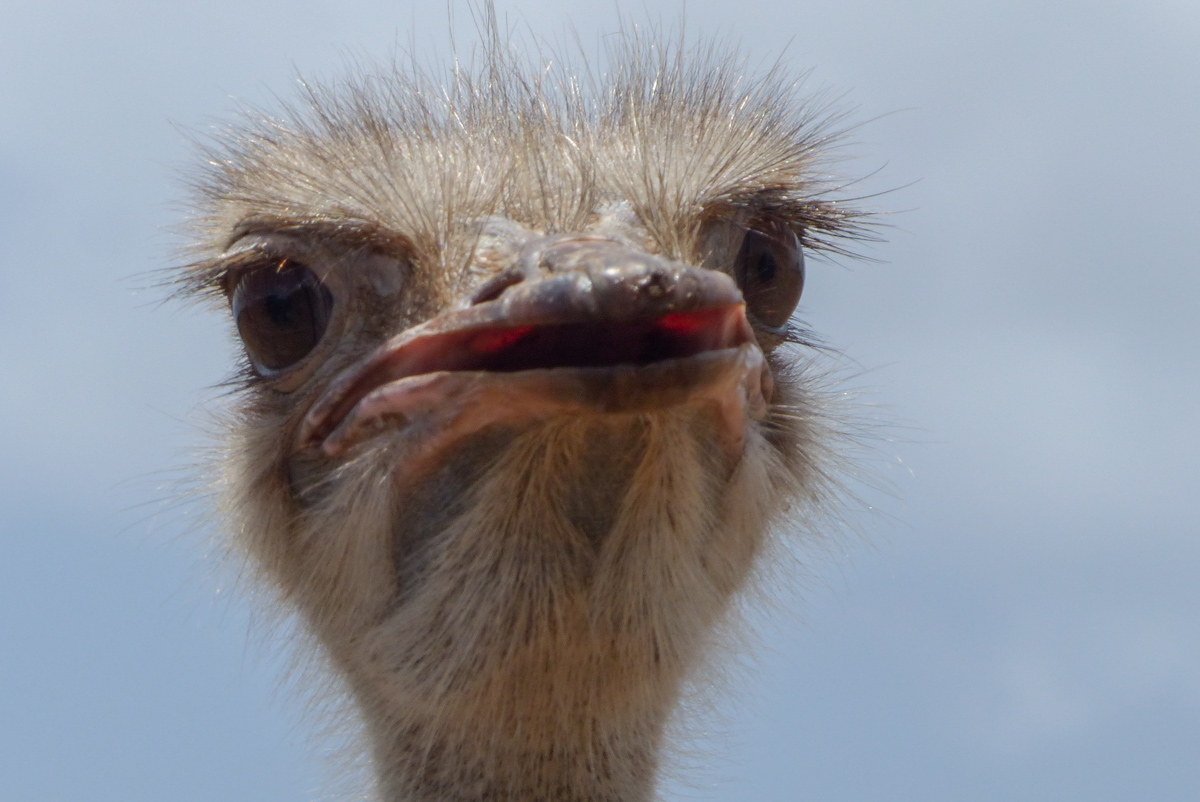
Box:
[309,304,749,445]
[447,306,742,371]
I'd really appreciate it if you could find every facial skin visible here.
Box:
[178,34,866,802]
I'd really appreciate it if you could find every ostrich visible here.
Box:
[176,24,869,802]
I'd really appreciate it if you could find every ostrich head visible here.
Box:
[177,29,867,802]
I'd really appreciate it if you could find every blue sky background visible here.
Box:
[1,1,1197,799]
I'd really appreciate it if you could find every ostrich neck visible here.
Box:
[301,416,751,802]
[363,690,669,802]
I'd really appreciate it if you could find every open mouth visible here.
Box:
[299,302,759,449]
[294,257,773,462]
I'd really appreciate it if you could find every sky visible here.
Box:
[1,1,1197,800]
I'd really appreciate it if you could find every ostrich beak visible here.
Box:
[296,240,772,474]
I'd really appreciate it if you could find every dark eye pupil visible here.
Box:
[755,251,777,283]
[265,292,298,326]
[231,260,332,373]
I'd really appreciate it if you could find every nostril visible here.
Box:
[466,266,527,307]
[641,269,669,298]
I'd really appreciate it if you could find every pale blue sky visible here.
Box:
[1,1,1198,800]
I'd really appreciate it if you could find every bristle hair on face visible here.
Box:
[173,14,870,306]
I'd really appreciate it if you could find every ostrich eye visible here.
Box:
[733,224,804,329]
[230,260,333,374]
